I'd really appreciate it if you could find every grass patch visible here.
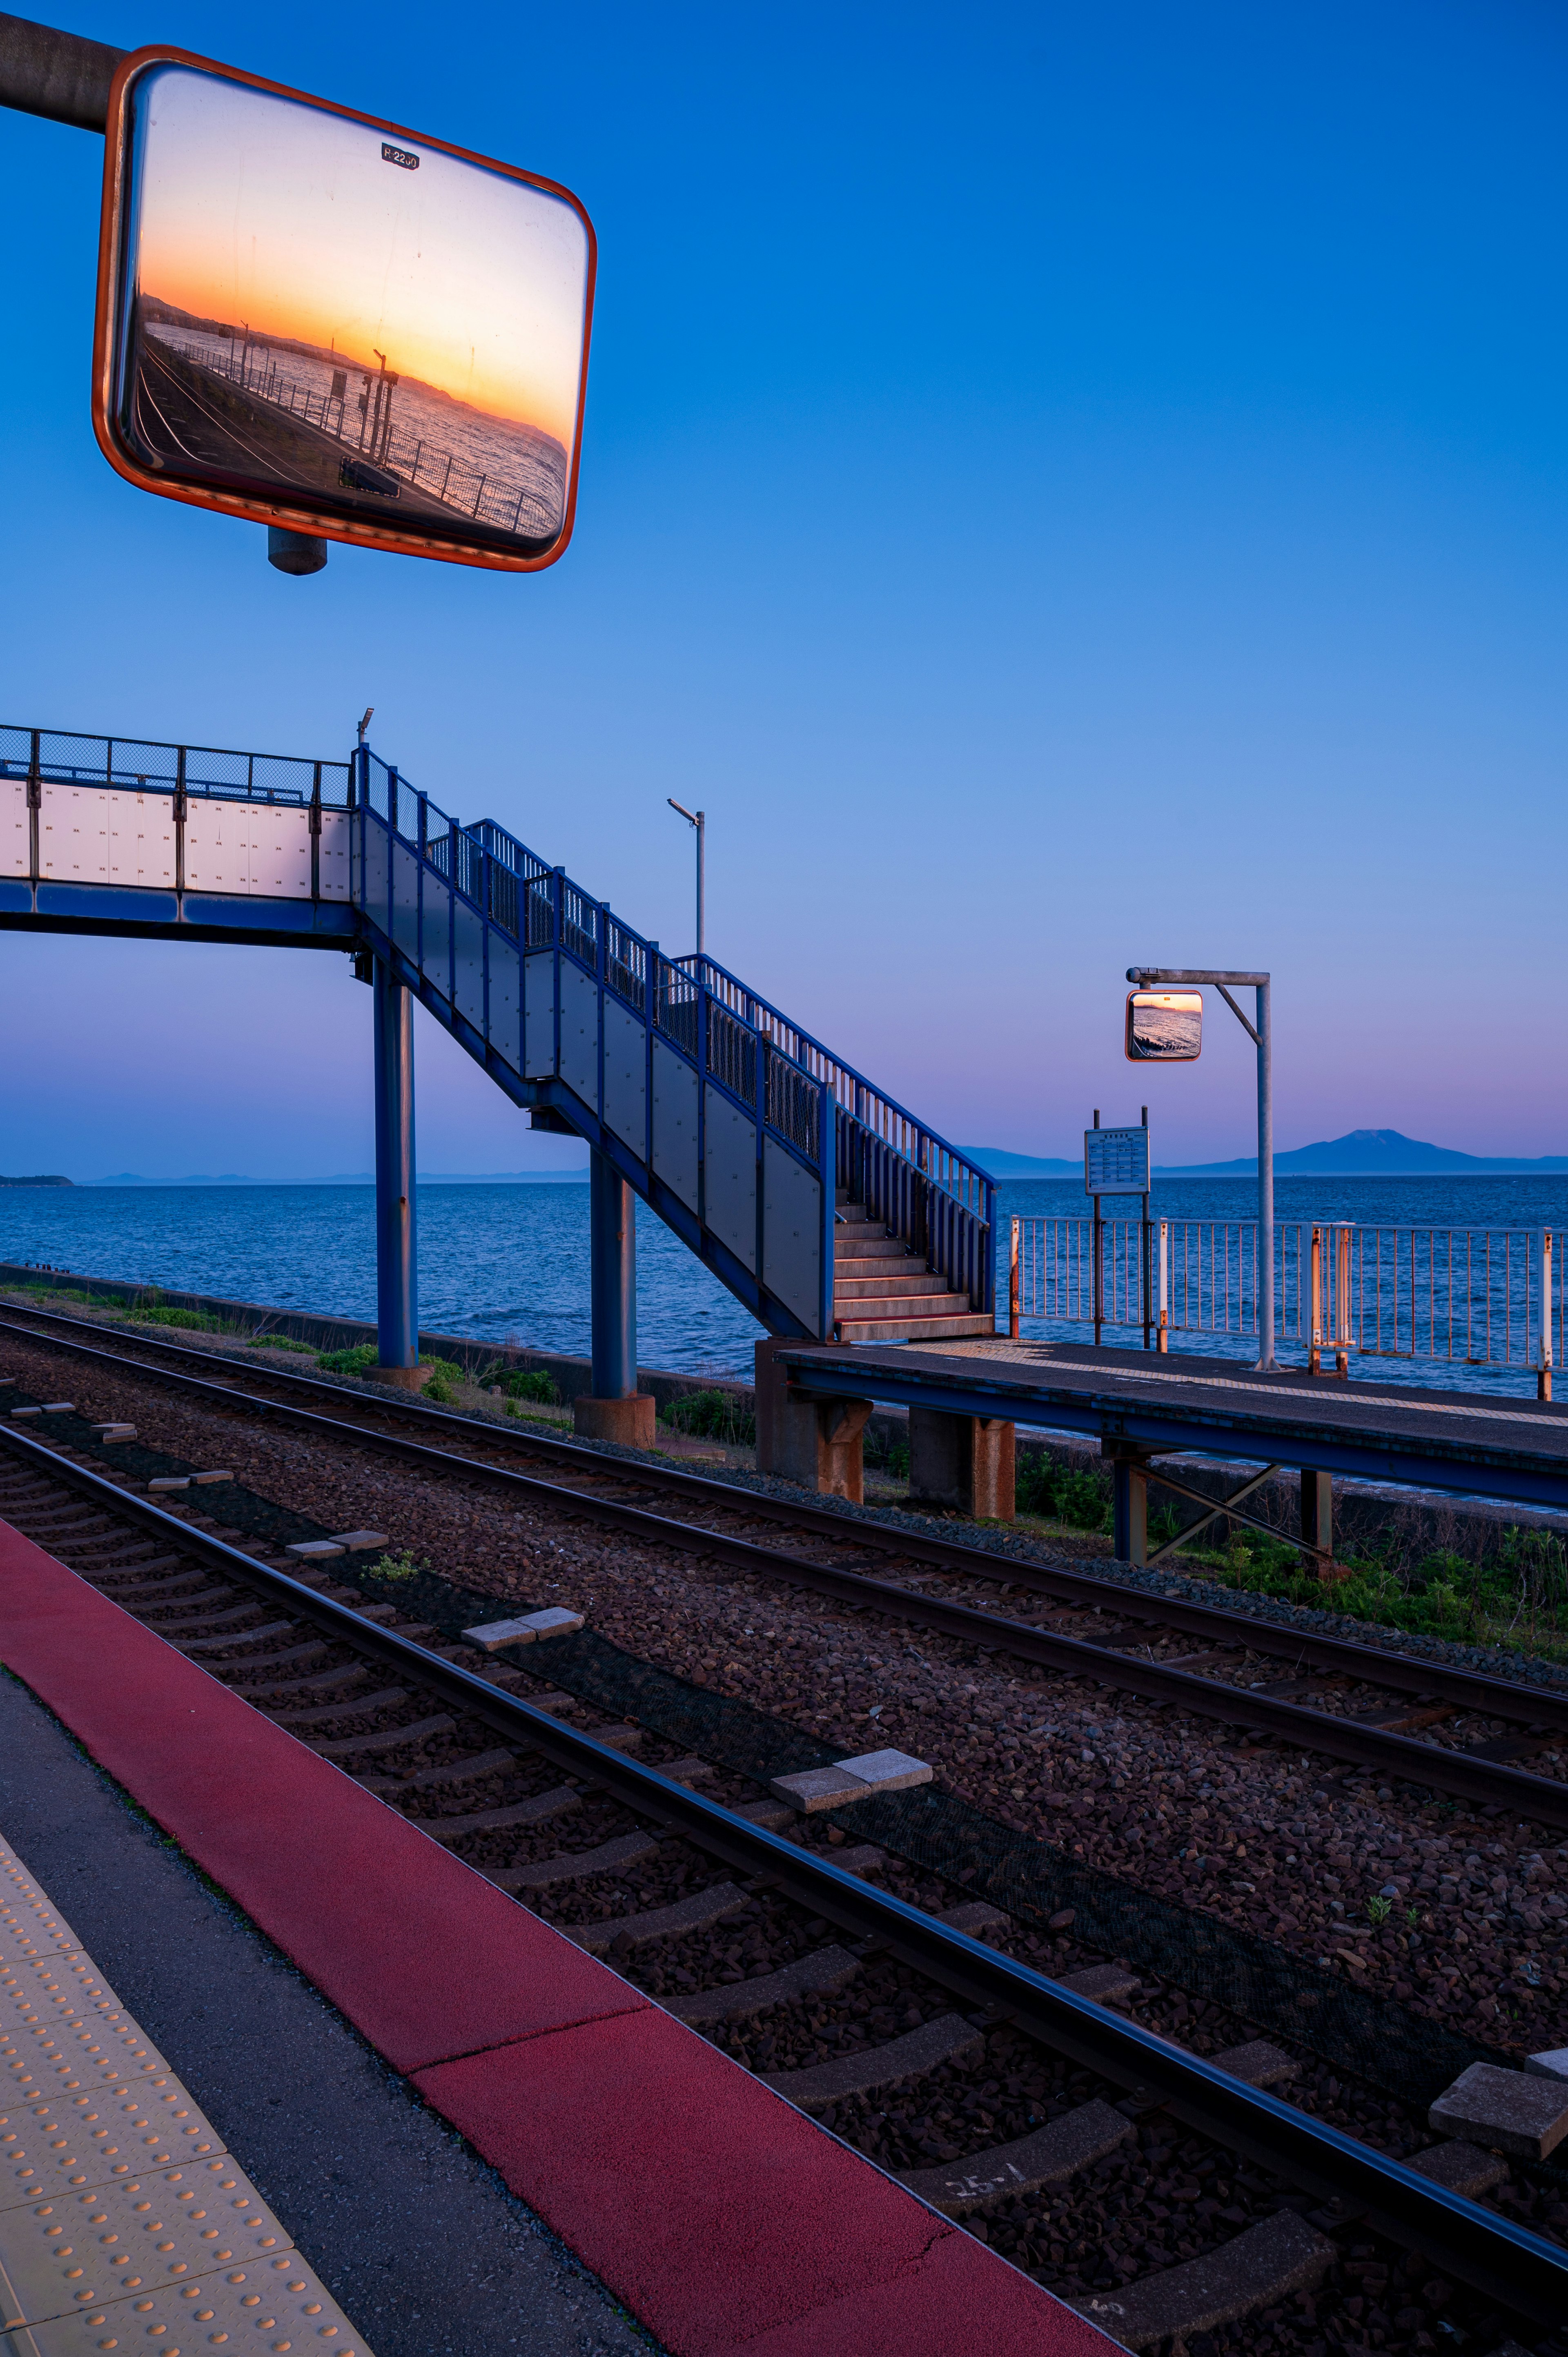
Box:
[659,1387,755,1447]
[127,1304,222,1332]
[317,1343,379,1376]
[421,1357,466,1405]
[364,1548,424,1584]
[1016,1455,1113,1531]
[503,1367,561,1408]
[1172,1522,1568,1664]
[250,1333,314,1352]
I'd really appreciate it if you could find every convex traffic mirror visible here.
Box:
[94,51,595,569]
[1125,989,1203,1061]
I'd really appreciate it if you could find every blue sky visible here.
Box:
[3,0,1566,1180]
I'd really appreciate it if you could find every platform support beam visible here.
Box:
[372,958,423,1385]
[909,1410,1016,1522]
[576,1152,655,1444]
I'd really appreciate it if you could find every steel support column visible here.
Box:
[590,1148,637,1399]
[1107,1443,1151,1566]
[1301,1468,1333,1566]
[372,958,418,1371]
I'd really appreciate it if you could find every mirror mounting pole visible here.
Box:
[0,15,126,132]
[1127,965,1274,1372]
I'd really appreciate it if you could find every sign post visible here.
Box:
[1126,966,1274,1371]
[1084,1107,1153,1350]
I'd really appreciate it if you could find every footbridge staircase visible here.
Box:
[0,724,996,1366]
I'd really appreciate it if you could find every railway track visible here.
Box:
[1,1419,1566,2348]
[4,1303,1568,1829]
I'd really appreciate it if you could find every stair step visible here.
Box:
[834,1274,950,1299]
[835,1221,895,1243]
[836,1312,995,1343]
[836,1291,975,1318]
[833,1242,911,1263]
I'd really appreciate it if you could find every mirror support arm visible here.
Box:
[0,13,126,131]
[1213,981,1259,1047]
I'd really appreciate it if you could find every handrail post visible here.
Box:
[1540,1229,1555,1403]
[1009,1218,1020,1339]
[818,1077,835,1341]
[1308,1226,1322,1377]
[1157,1219,1169,1352]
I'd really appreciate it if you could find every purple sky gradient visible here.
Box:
[3,0,1565,1180]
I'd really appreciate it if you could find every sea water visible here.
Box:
[4,1173,1566,1394]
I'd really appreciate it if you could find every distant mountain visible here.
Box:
[1159,1129,1568,1176]
[0,1174,72,1188]
[81,1169,589,1186]
[961,1149,1080,1176]
[964,1130,1568,1178]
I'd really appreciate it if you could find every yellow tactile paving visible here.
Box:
[0,1836,372,2357]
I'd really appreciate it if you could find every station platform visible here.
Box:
[766,1333,1568,1530]
[0,1516,1120,2357]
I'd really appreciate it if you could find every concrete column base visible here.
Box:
[754,1337,871,1501]
[908,1409,1016,1521]
[365,1363,432,1392]
[573,1394,657,1447]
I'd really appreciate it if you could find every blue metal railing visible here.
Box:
[348,745,992,1316]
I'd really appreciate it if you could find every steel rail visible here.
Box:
[7,1301,1568,1737]
[5,1313,1568,1820]
[1,1424,1566,2320]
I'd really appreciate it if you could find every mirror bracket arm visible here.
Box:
[1213,982,1260,1047]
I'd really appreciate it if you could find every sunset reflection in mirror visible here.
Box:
[100,60,594,565]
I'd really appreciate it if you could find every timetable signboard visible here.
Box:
[1084,1126,1151,1196]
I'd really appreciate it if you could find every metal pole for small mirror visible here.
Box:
[1126,965,1274,1372]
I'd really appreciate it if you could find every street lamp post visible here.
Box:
[667,798,706,958]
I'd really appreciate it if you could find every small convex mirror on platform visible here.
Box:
[1125,989,1203,1062]
[93,51,595,571]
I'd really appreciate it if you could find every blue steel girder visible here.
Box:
[774,1350,1568,1516]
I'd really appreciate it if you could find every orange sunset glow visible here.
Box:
[130,66,590,449]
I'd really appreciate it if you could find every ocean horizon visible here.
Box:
[4,1173,1566,1396]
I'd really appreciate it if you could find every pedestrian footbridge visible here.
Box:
[0,724,995,1408]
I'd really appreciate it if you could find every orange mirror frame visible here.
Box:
[93,49,596,571]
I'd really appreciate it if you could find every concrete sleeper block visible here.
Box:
[148,1477,189,1492]
[833,1747,932,1793]
[328,1529,388,1551]
[285,1539,345,1559]
[897,2096,1133,2216]
[1405,2140,1509,2199]
[462,1607,584,1652]
[768,1765,873,1813]
[1525,2046,1568,2083]
[1072,2211,1334,2350]
[1428,2061,1568,2160]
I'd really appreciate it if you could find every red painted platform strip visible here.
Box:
[0,1517,1120,2357]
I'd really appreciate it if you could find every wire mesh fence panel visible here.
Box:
[1009,1215,1564,1381]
